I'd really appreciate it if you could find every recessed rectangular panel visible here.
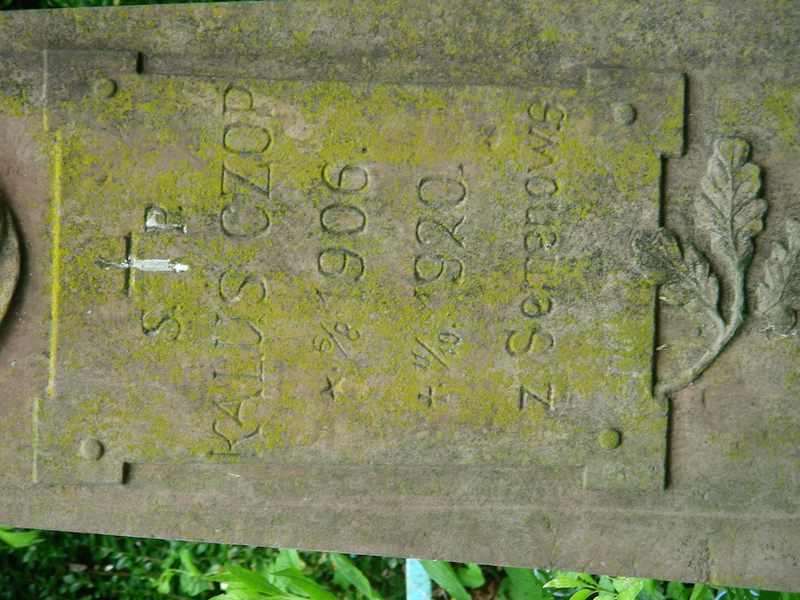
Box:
[36,61,677,489]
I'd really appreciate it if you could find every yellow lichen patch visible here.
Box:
[764,86,800,148]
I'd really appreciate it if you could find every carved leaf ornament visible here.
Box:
[633,137,799,399]
[754,219,800,333]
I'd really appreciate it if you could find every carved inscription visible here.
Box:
[413,175,467,285]
[411,330,461,372]
[140,308,181,341]
[49,75,674,480]
[318,164,369,281]
[220,85,272,238]
[313,321,360,359]
[313,164,371,398]
[412,173,467,406]
[509,99,564,409]
[210,85,274,454]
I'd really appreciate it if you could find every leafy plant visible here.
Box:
[420,560,471,600]
[331,553,384,600]
[1,528,796,600]
[204,553,391,600]
[207,563,308,599]
[543,572,800,600]
[499,567,549,600]
[456,563,486,590]
[545,573,645,600]
[0,526,41,549]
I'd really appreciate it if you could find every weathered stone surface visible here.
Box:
[0,1,797,590]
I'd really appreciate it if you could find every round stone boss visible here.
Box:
[0,201,20,325]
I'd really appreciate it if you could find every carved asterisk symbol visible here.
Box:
[320,375,345,401]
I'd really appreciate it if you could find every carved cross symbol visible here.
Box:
[97,233,189,296]
[418,385,453,408]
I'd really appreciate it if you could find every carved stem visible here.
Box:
[654,137,764,400]
[655,270,743,400]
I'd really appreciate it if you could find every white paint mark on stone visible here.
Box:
[98,257,189,273]
[145,208,188,233]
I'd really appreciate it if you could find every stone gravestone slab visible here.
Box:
[0,1,797,591]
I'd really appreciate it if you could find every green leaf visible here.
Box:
[225,564,285,595]
[277,548,304,572]
[178,575,205,596]
[505,567,547,600]
[273,568,339,600]
[210,590,272,600]
[689,584,711,600]
[613,578,630,594]
[614,577,645,600]
[544,576,590,590]
[419,560,471,600]
[330,553,383,600]
[571,589,599,600]
[177,548,213,596]
[156,568,177,594]
[638,580,665,600]
[666,582,686,600]
[0,527,41,549]
[573,573,599,587]
[206,573,239,584]
[180,571,212,597]
[457,563,486,589]
[599,577,616,594]
[641,580,659,594]
[180,548,201,576]
[498,577,513,599]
